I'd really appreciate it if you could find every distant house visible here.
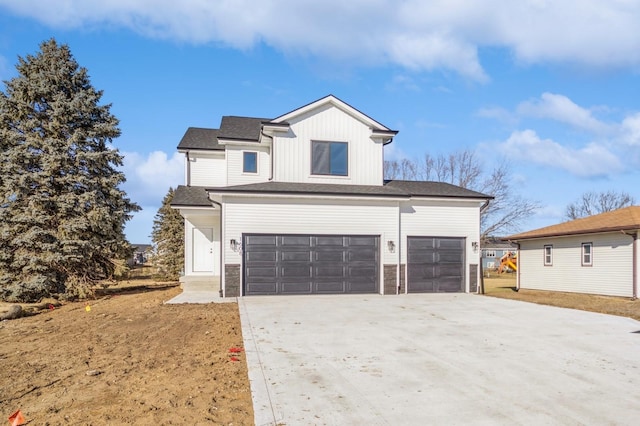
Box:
[481,238,517,271]
[505,206,639,298]
[130,244,152,266]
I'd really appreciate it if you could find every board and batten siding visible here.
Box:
[518,232,634,297]
[400,200,481,265]
[400,200,481,293]
[226,145,271,186]
[272,104,383,185]
[222,196,399,266]
[189,153,226,187]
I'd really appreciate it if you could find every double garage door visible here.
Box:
[243,234,379,295]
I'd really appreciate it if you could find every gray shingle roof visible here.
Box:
[204,180,492,199]
[177,127,222,151]
[218,116,271,140]
[177,117,277,151]
[171,185,213,207]
[384,180,491,199]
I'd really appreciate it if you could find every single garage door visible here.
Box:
[243,234,379,295]
[407,236,465,293]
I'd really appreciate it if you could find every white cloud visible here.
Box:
[121,150,184,206]
[620,112,640,146]
[517,93,611,134]
[499,129,623,178]
[3,1,640,80]
[475,106,518,125]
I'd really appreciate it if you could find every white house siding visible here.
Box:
[222,196,399,292]
[272,104,383,185]
[226,145,271,186]
[400,200,482,292]
[182,211,220,276]
[189,153,226,187]
[518,233,634,297]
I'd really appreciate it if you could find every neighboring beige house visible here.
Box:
[171,95,491,298]
[506,206,640,298]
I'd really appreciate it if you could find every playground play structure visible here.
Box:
[498,252,517,273]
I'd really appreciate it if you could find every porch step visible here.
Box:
[166,276,233,304]
[179,276,220,292]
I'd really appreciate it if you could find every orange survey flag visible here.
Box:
[8,409,25,426]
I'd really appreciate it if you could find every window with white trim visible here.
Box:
[582,242,592,266]
[243,151,257,173]
[311,141,348,176]
[544,245,553,266]
[484,250,496,258]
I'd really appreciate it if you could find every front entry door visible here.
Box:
[193,227,215,272]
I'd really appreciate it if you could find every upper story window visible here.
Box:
[243,151,258,174]
[582,242,593,266]
[544,245,553,266]
[311,141,348,176]
[484,250,496,258]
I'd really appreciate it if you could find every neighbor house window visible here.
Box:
[243,151,257,173]
[484,250,496,258]
[582,242,593,266]
[544,245,553,266]
[311,141,348,176]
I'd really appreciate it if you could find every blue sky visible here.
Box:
[1,1,639,243]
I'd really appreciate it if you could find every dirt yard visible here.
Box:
[0,283,253,425]
[483,272,640,321]
[3,272,638,425]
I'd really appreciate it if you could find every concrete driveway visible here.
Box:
[239,294,640,425]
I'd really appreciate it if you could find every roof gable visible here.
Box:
[506,206,640,240]
[271,95,397,136]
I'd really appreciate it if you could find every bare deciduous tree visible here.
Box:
[385,149,539,240]
[565,190,635,220]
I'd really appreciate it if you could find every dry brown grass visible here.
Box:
[482,272,640,322]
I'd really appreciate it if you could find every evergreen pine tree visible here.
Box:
[151,188,184,280]
[0,39,139,302]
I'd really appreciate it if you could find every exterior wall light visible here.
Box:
[230,239,238,251]
[387,240,395,253]
[472,241,479,252]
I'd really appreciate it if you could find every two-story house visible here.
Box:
[171,95,491,298]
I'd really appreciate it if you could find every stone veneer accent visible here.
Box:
[225,264,241,297]
[383,264,406,295]
[383,265,397,295]
[469,264,478,293]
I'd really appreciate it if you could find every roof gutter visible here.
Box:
[480,199,490,213]
[260,130,274,181]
